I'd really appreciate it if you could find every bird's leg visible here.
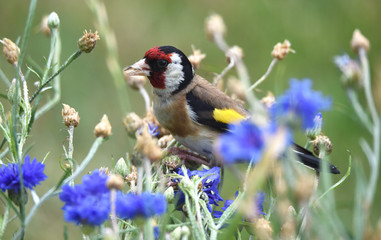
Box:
[167,147,210,167]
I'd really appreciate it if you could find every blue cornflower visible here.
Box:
[174,167,223,211]
[59,170,110,226]
[148,123,160,137]
[218,120,268,165]
[213,191,265,219]
[0,155,47,192]
[116,192,167,219]
[271,78,332,130]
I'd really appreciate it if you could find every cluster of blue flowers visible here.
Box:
[175,167,223,212]
[0,155,47,192]
[59,170,167,226]
[218,78,331,164]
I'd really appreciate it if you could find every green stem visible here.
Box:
[29,50,82,103]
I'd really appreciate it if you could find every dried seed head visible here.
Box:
[123,112,143,137]
[188,46,206,69]
[226,45,244,63]
[106,174,124,190]
[40,15,51,37]
[62,104,80,127]
[313,134,333,156]
[271,40,294,60]
[227,76,246,102]
[205,14,226,41]
[94,114,112,138]
[1,38,20,65]
[135,123,163,162]
[125,165,138,186]
[294,173,316,203]
[351,29,370,54]
[261,92,276,109]
[124,74,147,90]
[47,12,60,29]
[78,30,100,53]
[253,218,273,240]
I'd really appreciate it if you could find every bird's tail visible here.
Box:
[292,143,340,174]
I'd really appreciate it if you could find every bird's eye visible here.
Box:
[157,59,169,68]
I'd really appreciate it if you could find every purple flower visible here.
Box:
[218,120,267,165]
[0,155,47,192]
[271,78,331,130]
[174,167,223,211]
[116,192,167,219]
[59,170,110,226]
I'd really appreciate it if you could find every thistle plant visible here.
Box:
[0,1,380,240]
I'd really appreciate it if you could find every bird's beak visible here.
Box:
[124,58,150,76]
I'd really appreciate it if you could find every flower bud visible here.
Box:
[313,134,333,156]
[306,112,322,140]
[47,12,60,29]
[351,29,370,54]
[78,30,100,53]
[106,174,124,190]
[162,155,182,170]
[205,14,226,41]
[94,114,112,138]
[125,165,138,186]
[334,54,362,88]
[8,188,28,206]
[252,218,273,240]
[62,104,80,128]
[114,157,129,178]
[170,227,182,240]
[135,123,163,162]
[1,38,20,65]
[123,112,144,137]
[7,78,21,104]
[226,45,244,63]
[271,40,294,60]
[188,46,206,69]
[164,187,175,202]
[261,92,275,109]
[158,134,174,149]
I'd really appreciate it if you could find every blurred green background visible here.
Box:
[1,0,380,239]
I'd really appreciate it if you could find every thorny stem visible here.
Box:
[248,58,278,91]
[29,50,82,103]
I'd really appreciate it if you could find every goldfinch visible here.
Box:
[124,46,339,174]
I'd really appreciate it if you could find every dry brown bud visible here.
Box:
[78,30,100,53]
[227,76,246,102]
[313,134,333,156]
[351,29,370,54]
[261,92,276,109]
[40,15,51,37]
[226,45,244,63]
[124,74,146,90]
[271,40,294,60]
[205,14,226,41]
[62,104,80,127]
[253,218,273,240]
[144,108,170,137]
[1,38,20,65]
[135,123,163,162]
[125,165,138,186]
[294,173,316,203]
[123,112,143,137]
[188,46,206,69]
[106,174,124,190]
[94,114,112,138]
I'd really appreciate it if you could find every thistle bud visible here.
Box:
[271,40,294,60]
[188,46,206,69]
[94,114,112,138]
[1,38,20,65]
[62,104,80,128]
[40,15,51,37]
[351,29,370,54]
[106,174,124,190]
[78,30,100,53]
[313,134,333,156]
[47,12,60,29]
[114,157,129,178]
[205,14,226,41]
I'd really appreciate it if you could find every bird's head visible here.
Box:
[125,46,194,96]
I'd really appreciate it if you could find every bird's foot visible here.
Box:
[167,147,210,168]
